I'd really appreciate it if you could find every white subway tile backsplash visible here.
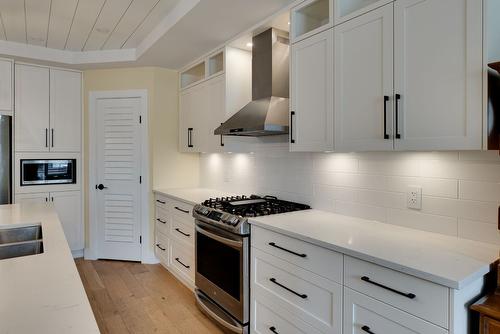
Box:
[200,149,500,245]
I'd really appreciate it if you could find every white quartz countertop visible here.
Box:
[153,187,236,205]
[249,210,499,289]
[0,203,99,334]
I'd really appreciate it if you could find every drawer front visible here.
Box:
[252,296,322,334]
[344,288,448,334]
[155,207,169,236]
[170,240,195,282]
[170,215,194,246]
[344,256,449,328]
[169,198,194,220]
[252,247,342,334]
[155,232,169,266]
[252,225,343,283]
[154,194,169,210]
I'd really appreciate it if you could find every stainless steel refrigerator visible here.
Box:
[0,115,11,204]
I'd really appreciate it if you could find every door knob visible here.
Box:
[96,184,108,190]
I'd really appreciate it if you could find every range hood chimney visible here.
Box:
[214,28,290,136]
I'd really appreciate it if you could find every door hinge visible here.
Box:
[139,115,142,124]
[139,176,142,184]
[140,236,142,244]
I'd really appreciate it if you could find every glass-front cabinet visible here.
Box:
[291,0,333,43]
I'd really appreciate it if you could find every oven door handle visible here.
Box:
[195,225,243,249]
[195,291,244,333]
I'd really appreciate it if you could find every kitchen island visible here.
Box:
[0,203,99,334]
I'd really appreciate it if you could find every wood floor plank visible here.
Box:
[76,259,223,334]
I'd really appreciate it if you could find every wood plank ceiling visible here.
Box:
[0,0,181,51]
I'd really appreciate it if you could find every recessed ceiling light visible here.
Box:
[246,42,253,48]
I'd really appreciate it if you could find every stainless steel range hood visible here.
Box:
[215,28,290,136]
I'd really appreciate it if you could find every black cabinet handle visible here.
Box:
[220,123,224,147]
[175,257,190,269]
[188,128,194,148]
[269,278,307,299]
[174,206,189,214]
[395,94,401,139]
[156,218,166,224]
[383,96,389,139]
[269,326,279,334]
[268,242,306,258]
[51,128,54,147]
[290,111,295,144]
[156,244,166,251]
[156,199,166,204]
[175,228,190,237]
[45,128,48,147]
[361,276,416,299]
[362,325,375,334]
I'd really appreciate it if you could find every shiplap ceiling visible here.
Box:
[0,0,295,69]
[0,0,181,51]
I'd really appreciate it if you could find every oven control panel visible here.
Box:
[193,204,247,235]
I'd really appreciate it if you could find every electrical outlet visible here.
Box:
[407,186,422,210]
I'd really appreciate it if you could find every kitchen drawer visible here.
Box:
[155,194,169,210]
[155,232,169,266]
[155,207,169,236]
[344,288,448,334]
[169,198,194,220]
[252,247,342,334]
[251,295,323,334]
[344,256,449,328]
[170,215,194,246]
[169,240,195,282]
[252,225,343,283]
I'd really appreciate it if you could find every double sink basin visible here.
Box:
[0,225,44,260]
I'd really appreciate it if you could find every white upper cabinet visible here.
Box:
[205,75,226,152]
[50,69,82,152]
[290,28,334,152]
[15,64,50,152]
[334,4,394,151]
[0,59,13,114]
[179,83,205,152]
[393,0,482,150]
[291,0,333,43]
[15,64,81,153]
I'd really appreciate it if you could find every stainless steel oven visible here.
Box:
[20,159,76,186]
[194,219,249,333]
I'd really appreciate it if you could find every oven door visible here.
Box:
[195,221,249,325]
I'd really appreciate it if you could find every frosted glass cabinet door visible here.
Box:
[394,0,482,150]
[334,4,394,151]
[290,28,334,152]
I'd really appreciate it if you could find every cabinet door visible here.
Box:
[15,64,50,152]
[483,317,500,334]
[394,0,482,150]
[15,192,49,204]
[179,83,206,153]
[0,59,12,113]
[204,75,226,152]
[50,69,81,152]
[51,191,83,252]
[290,28,334,152]
[334,4,394,151]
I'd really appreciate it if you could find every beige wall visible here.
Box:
[83,67,200,257]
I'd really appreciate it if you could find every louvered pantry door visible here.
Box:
[96,97,142,261]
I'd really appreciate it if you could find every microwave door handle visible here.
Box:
[195,225,243,249]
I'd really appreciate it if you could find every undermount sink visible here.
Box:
[0,225,44,260]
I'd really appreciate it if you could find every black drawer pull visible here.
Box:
[383,95,389,139]
[269,326,279,334]
[269,278,307,299]
[175,228,190,237]
[174,206,189,214]
[290,111,295,144]
[395,94,401,139]
[268,242,306,258]
[156,244,166,251]
[175,257,190,269]
[156,199,166,204]
[361,276,416,299]
[156,218,166,224]
[362,325,375,334]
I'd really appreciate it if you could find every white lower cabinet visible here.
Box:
[154,193,195,289]
[15,191,83,252]
[344,288,447,334]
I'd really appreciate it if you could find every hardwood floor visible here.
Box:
[75,259,223,334]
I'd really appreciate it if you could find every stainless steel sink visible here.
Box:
[0,225,44,260]
[0,225,42,244]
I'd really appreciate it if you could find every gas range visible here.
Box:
[193,195,310,235]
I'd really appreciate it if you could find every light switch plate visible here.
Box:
[407,186,422,210]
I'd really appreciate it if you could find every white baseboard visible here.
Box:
[72,249,84,258]
[142,255,160,264]
[83,247,97,260]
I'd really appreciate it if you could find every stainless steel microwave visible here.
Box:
[20,159,76,186]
